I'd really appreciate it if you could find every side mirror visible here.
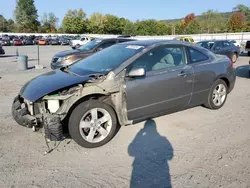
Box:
[128,67,145,78]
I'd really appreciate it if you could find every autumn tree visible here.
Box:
[182,13,195,31]
[61,9,87,34]
[14,0,40,32]
[230,12,245,32]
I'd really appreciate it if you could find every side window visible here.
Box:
[184,38,189,42]
[80,38,85,41]
[215,41,223,48]
[223,41,231,48]
[130,46,186,72]
[99,41,116,49]
[188,47,209,63]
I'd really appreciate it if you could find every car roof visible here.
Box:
[198,40,231,43]
[119,39,190,47]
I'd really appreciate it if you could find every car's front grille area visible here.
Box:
[52,57,59,63]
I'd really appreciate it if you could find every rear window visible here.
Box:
[188,47,209,63]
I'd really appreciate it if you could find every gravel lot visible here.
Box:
[0,45,250,188]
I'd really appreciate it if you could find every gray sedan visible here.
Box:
[12,40,236,148]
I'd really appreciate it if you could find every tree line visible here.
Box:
[0,0,250,35]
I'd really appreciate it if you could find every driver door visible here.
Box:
[125,45,194,121]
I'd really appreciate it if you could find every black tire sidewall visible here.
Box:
[207,79,228,110]
[68,100,118,148]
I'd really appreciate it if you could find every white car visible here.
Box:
[70,36,94,49]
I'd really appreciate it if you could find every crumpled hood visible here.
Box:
[20,69,92,102]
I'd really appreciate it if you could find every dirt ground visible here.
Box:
[0,45,250,188]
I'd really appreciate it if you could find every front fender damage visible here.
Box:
[43,70,131,126]
[12,71,131,142]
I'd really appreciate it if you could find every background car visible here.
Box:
[70,36,95,49]
[245,40,250,56]
[23,38,34,45]
[13,40,235,148]
[38,39,47,45]
[13,39,22,46]
[49,38,60,45]
[196,40,240,63]
[51,38,135,69]
[0,39,11,46]
[174,36,194,43]
[59,38,70,45]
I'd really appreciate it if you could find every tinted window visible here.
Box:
[69,44,144,74]
[98,41,116,49]
[223,41,231,48]
[215,41,223,48]
[188,47,209,63]
[78,39,102,51]
[131,46,186,72]
[184,38,189,42]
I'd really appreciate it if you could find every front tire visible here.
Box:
[204,79,228,110]
[68,100,118,148]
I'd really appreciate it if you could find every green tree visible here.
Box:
[103,14,122,34]
[174,21,184,35]
[119,18,136,35]
[0,15,7,32]
[40,12,58,33]
[14,0,39,32]
[87,12,105,34]
[61,9,87,34]
[185,19,201,34]
[6,19,15,32]
[135,20,158,35]
[155,21,171,35]
[199,10,225,33]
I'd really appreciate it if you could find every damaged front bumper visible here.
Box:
[12,96,40,128]
[12,95,64,141]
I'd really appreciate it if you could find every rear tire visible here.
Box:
[68,100,118,148]
[204,79,228,110]
[248,52,250,57]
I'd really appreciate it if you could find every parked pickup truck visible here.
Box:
[245,40,250,56]
[70,36,94,49]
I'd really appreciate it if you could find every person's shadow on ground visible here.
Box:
[128,120,174,188]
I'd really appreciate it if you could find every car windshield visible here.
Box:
[69,44,145,75]
[197,41,214,49]
[78,40,102,51]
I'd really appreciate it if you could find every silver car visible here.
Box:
[12,40,236,148]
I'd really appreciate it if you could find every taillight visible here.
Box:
[229,59,233,67]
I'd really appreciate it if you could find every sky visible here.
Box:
[0,0,250,23]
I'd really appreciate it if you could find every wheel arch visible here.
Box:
[63,93,122,127]
[214,75,230,90]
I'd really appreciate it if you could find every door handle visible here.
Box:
[178,71,187,77]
